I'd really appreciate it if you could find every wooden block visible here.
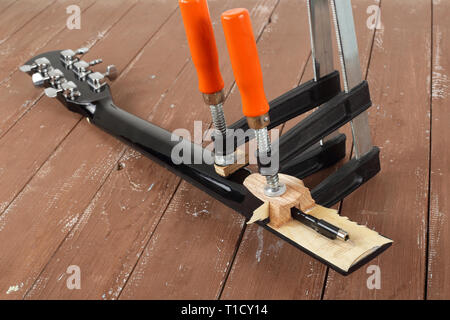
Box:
[275,206,392,272]
[243,173,315,228]
[246,202,393,272]
[214,148,249,177]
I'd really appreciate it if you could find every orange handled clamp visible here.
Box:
[179,0,224,94]
[221,8,270,121]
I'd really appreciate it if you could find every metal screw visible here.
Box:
[204,92,235,167]
[255,127,286,197]
[209,103,227,136]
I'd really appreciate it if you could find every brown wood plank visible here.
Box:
[25,0,279,300]
[323,0,431,299]
[0,0,181,299]
[0,0,54,45]
[0,0,17,13]
[427,0,450,300]
[0,0,138,219]
[221,0,377,300]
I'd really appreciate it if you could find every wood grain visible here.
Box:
[0,0,17,13]
[244,173,315,227]
[0,0,54,46]
[427,0,450,300]
[323,0,431,300]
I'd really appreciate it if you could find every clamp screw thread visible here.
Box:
[255,127,285,197]
[209,103,227,136]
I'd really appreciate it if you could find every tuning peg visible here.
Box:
[73,59,103,79]
[32,69,64,87]
[60,47,89,66]
[87,65,118,91]
[60,47,89,60]
[20,57,51,73]
[44,87,63,98]
[19,64,35,73]
[75,47,89,55]
[104,65,118,80]
[44,81,80,100]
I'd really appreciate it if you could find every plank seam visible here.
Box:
[0,0,18,15]
[424,0,434,301]
[0,0,58,46]
[22,127,129,299]
[116,179,183,300]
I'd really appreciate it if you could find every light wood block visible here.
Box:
[243,173,315,228]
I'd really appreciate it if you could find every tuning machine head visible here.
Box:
[104,65,118,81]
[72,59,103,79]
[87,65,118,91]
[32,68,65,87]
[60,47,89,67]
[44,81,80,100]
[19,57,51,74]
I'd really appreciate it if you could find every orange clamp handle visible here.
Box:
[179,0,224,94]
[221,8,269,118]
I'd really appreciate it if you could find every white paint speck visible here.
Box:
[255,228,264,263]
[6,283,23,295]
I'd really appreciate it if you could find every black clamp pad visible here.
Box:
[280,133,347,179]
[230,71,341,145]
[278,80,372,164]
[311,146,381,207]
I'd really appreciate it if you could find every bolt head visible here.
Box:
[264,182,286,197]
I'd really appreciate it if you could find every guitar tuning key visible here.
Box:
[44,81,80,100]
[60,47,89,67]
[19,57,51,73]
[72,59,103,79]
[75,47,89,55]
[44,87,63,98]
[104,65,118,81]
[32,69,64,87]
[87,65,118,91]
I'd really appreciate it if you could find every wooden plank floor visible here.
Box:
[0,0,447,300]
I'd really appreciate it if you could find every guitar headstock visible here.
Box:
[20,48,118,117]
